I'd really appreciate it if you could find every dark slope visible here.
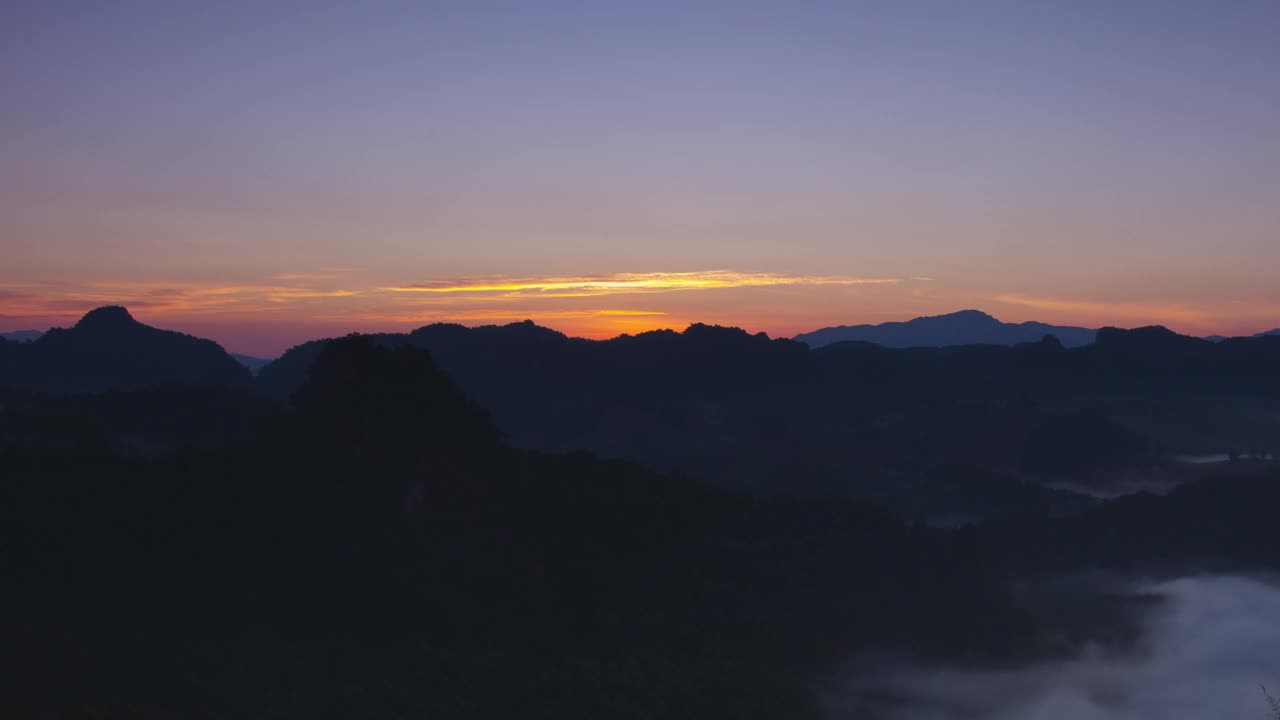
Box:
[1,336,1045,718]
[0,306,252,393]
[0,384,279,456]
[8,334,1280,717]
[794,309,1097,349]
[997,468,1280,575]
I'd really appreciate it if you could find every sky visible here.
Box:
[3,0,1279,356]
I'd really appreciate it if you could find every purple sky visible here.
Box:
[4,1,1278,355]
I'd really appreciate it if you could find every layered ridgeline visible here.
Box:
[260,318,1280,516]
[8,306,1279,518]
[0,306,251,393]
[793,309,1097,348]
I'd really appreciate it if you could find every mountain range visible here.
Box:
[1,316,275,381]
[28,332,1275,717]
[5,305,1280,519]
[0,306,251,393]
[793,309,1098,348]
[6,326,1280,719]
[6,309,1276,361]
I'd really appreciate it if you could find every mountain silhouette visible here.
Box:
[230,352,273,375]
[11,306,1273,517]
[253,316,1280,516]
[0,330,42,343]
[7,309,1280,718]
[7,322,1097,719]
[793,309,1097,349]
[0,306,252,393]
[1206,328,1279,342]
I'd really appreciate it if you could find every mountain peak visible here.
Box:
[2,305,252,393]
[794,310,1096,349]
[945,309,998,322]
[75,305,138,330]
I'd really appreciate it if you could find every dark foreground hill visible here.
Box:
[0,336,1034,718]
[6,334,1280,717]
[0,384,278,455]
[0,306,251,393]
[793,309,1097,348]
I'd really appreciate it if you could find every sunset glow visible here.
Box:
[3,2,1278,355]
[388,271,906,297]
[3,271,1277,355]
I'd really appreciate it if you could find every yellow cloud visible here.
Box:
[0,280,365,320]
[385,271,907,298]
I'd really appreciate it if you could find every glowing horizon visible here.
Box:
[387,271,907,297]
[3,270,1278,357]
[4,3,1279,356]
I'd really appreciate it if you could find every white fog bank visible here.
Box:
[826,575,1280,720]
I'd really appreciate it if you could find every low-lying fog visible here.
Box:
[826,575,1280,720]
[1048,453,1278,500]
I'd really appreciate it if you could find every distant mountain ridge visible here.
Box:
[252,314,1280,514]
[230,353,274,375]
[0,306,251,393]
[7,305,1280,517]
[1205,328,1279,343]
[793,310,1097,348]
[2,329,282,374]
